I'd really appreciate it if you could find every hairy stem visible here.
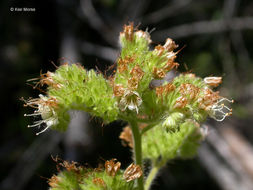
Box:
[129,119,144,190]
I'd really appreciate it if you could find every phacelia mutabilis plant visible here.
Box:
[22,23,233,190]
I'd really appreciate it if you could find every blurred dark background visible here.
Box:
[1,0,253,189]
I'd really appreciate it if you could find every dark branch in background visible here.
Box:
[153,17,253,40]
[79,0,118,45]
[199,125,253,190]
[80,41,119,62]
[142,0,192,24]
[199,145,249,190]
[219,0,240,88]
[0,132,62,190]
[224,0,252,81]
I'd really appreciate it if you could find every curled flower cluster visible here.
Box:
[23,23,232,135]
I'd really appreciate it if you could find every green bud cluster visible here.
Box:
[142,120,205,166]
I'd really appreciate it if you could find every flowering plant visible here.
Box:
[22,23,232,190]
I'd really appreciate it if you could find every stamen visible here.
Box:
[27,120,44,128]
[24,112,41,117]
[36,125,51,135]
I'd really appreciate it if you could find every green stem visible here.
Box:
[129,119,144,190]
[144,165,160,190]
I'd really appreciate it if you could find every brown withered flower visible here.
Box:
[163,38,178,52]
[128,77,139,90]
[135,30,152,44]
[123,163,143,182]
[164,83,176,94]
[179,83,200,100]
[117,56,135,73]
[154,45,165,56]
[59,160,80,172]
[163,61,179,72]
[27,71,62,89]
[113,84,125,97]
[153,67,166,79]
[48,175,60,188]
[155,83,175,97]
[174,96,188,109]
[198,88,220,110]
[130,65,144,80]
[92,178,106,188]
[122,23,134,41]
[105,159,121,177]
[204,77,222,87]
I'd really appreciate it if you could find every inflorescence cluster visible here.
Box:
[22,23,233,190]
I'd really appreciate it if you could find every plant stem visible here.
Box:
[144,165,160,190]
[129,119,144,190]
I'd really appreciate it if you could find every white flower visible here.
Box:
[24,94,59,135]
[119,90,142,113]
[209,98,233,121]
[135,30,152,44]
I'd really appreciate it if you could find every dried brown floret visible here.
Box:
[174,96,188,109]
[105,159,121,177]
[163,38,178,52]
[27,71,62,89]
[113,84,125,97]
[92,178,106,188]
[128,77,139,90]
[48,175,60,188]
[204,77,222,87]
[154,45,165,56]
[153,67,166,79]
[155,83,175,97]
[163,60,179,72]
[123,163,142,182]
[130,65,144,80]
[164,83,176,94]
[117,56,135,73]
[180,83,200,100]
[198,88,220,109]
[122,23,134,41]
